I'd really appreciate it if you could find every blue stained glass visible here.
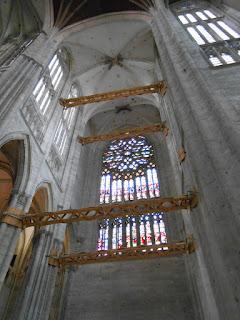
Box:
[98,136,167,250]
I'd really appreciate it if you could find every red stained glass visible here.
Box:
[97,136,167,250]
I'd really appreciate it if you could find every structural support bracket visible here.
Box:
[178,147,186,163]
[59,81,167,108]
[0,193,198,229]
[0,208,24,228]
[78,122,169,145]
[48,236,196,267]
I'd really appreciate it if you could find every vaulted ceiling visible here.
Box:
[53,0,142,28]
[0,0,42,42]
[53,0,181,29]
[66,19,156,94]
[62,13,159,122]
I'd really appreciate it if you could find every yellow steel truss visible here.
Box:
[59,81,167,108]
[78,122,169,145]
[48,237,195,267]
[0,194,197,229]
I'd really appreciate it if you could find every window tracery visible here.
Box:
[53,84,78,156]
[173,1,240,67]
[98,136,166,250]
[100,136,160,204]
[32,50,67,116]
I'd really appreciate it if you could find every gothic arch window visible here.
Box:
[53,83,79,156]
[173,1,240,67]
[97,136,167,251]
[32,49,68,116]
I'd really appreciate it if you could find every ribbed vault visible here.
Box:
[0,0,42,42]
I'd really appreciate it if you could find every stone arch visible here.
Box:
[32,181,53,212]
[0,182,53,318]
[0,134,31,210]
[56,11,152,42]
[5,183,51,280]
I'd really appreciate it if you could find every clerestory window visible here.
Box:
[32,51,65,115]
[173,1,240,67]
[53,84,78,156]
[97,136,167,251]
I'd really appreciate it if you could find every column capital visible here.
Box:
[0,207,24,229]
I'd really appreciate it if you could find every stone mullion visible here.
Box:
[144,173,150,199]
[109,176,113,203]
[213,20,236,42]
[224,41,240,62]
[210,45,226,64]
[136,218,141,246]
[129,219,133,247]
[122,217,127,248]
[108,222,112,250]
[149,215,155,245]
[133,175,137,201]
[121,177,125,202]
[201,20,220,42]
[36,82,49,108]
[143,218,148,246]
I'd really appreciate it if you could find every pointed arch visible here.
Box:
[31,181,53,213]
[97,135,167,250]
[0,133,31,208]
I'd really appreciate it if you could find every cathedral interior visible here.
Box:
[0,0,240,319]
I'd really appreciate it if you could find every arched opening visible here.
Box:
[5,187,49,281]
[0,140,24,211]
[98,135,167,250]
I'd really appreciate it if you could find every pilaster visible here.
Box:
[151,1,240,318]
[0,32,58,123]
[18,226,60,320]
[0,193,31,292]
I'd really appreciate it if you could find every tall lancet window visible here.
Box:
[97,136,167,251]
[173,1,240,66]
[53,84,78,156]
[32,49,66,116]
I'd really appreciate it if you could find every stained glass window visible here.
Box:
[97,136,166,250]
[100,136,160,204]
[173,1,240,67]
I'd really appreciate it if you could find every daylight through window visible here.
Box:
[174,1,240,67]
[98,136,167,250]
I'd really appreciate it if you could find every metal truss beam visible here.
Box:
[78,122,169,145]
[0,194,197,229]
[48,237,195,267]
[59,81,167,108]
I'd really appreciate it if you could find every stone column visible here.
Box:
[17,225,62,320]
[0,32,58,122]
[151,1,240,319]
[16,110,86,320]
[0,192,31,292]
